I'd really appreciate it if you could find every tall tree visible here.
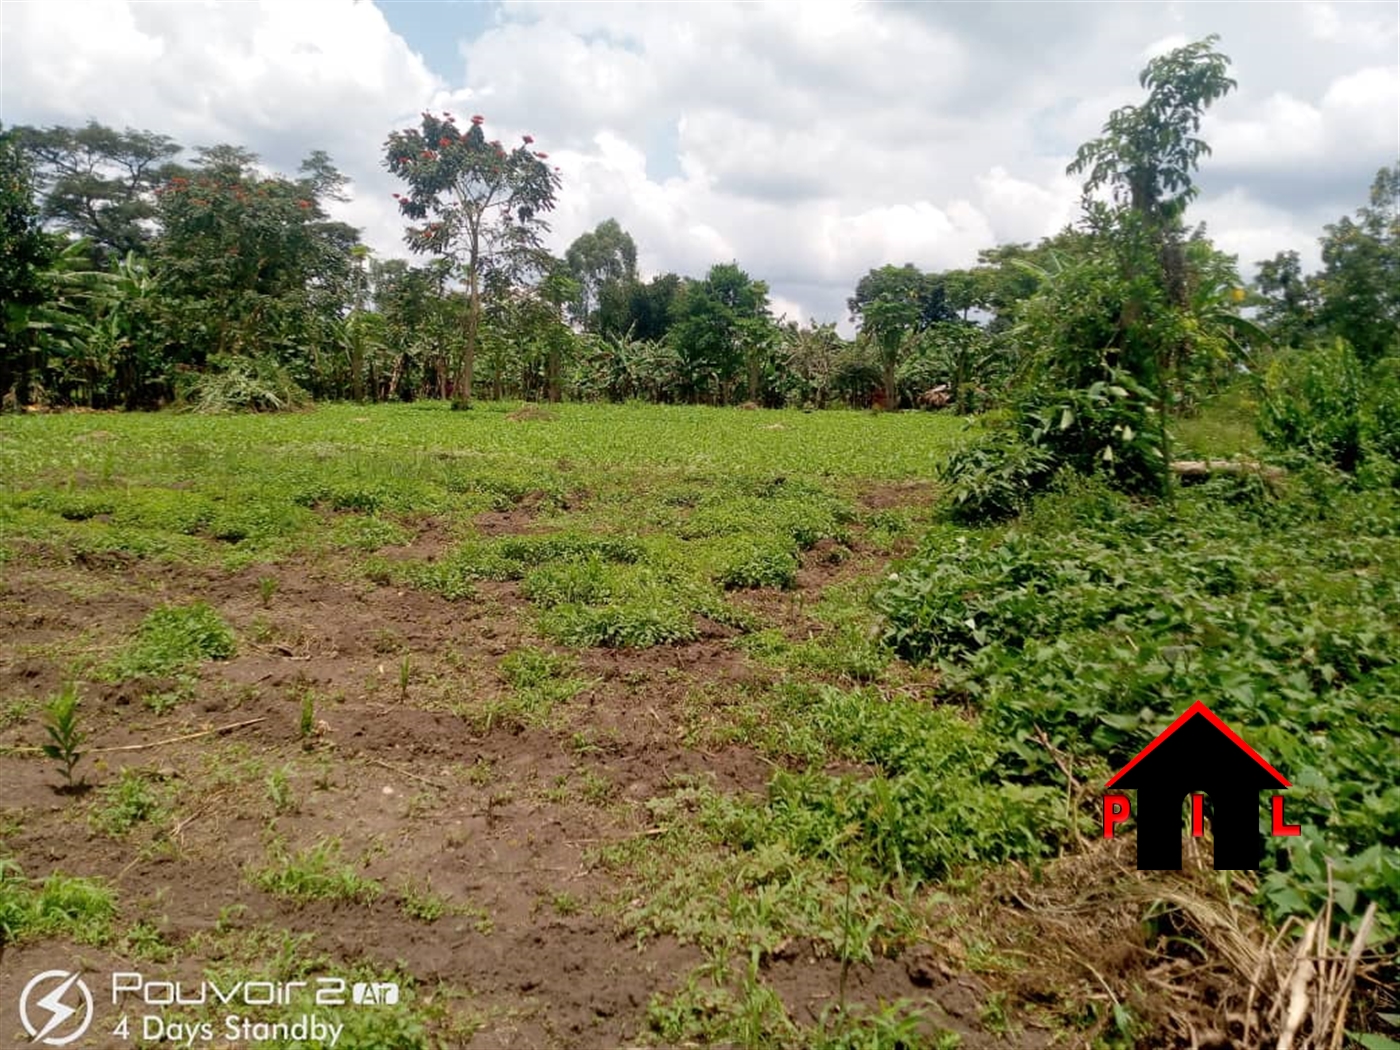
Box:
[848,263,956,406]
[0,125,55,405]
[1316,164,1400,366]
[1064,34,1238,489]
[384,112,561,408]
[154,145,362,382]
[669,262,773,404]
[1253,249,1321,349]
[16,121,181,265]
[564,218,637,333]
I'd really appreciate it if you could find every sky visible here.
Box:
[2,0,1397,331]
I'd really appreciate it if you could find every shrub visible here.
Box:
[106,601,235,679]
[178,355,310,413]
[1258,339,1365,471]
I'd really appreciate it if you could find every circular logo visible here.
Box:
[19,971,93,1047]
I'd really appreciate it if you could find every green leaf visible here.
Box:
[1353,1035,1400,1049]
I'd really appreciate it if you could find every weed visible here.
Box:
[250,837,383,905]
[547,891,581,917]
[265,766,298,815]
[399,879,448,923]
[299,692,315,742]
[106,601,235,680]
[91,769,166,836]
[41,683,86,790]
[257,575,278,607]
[578,769,614,806]
[0,863,117,946]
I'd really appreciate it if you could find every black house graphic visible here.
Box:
[1106,701,1290,870]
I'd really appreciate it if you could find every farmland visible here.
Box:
[1,402,965,1048]
[2,400,1395,1048]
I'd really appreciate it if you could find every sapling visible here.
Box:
[42,684,86,790]
[299,692,315,744]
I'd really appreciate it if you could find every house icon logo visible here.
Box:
[1102,701,1301,870]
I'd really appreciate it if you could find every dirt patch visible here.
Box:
[860,479,937,510]
[506,405,558,423]
[0,473,1053,1046]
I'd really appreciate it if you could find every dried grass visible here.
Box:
[988,836,1394,1048]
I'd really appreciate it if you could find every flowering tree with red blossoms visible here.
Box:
[384,112,560,408]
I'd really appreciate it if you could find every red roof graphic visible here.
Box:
[1105,701,1290,789]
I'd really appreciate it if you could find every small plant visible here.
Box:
[250,837,382,905]
[299,692,316,744]
[265,766,298,815]
[550,891,581,916]
[399,880,448,923]
[398,655,412,702]
[257,575,279,608]
[106,601,236,680]
[42,684,86,790]
[91,769,164,836]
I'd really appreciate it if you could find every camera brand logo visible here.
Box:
[1102,701,1301,870]
[19,971,93,1047]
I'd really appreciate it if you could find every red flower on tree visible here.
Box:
[522,134,534,144]
[533,151,549,159]
[439,137,452,146]
[471,114,485,124]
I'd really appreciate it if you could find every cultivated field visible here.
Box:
[0,403,977,1047]
[2,402,1395,1048]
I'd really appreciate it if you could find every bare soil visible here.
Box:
[0,488,1079,1048]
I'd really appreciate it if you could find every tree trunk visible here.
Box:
[456,246,480,410]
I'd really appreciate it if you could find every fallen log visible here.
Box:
[1171,459,1286,481]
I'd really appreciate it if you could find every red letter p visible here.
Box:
[1103,794,1130,838]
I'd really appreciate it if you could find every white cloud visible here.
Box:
[2,0,1396,331]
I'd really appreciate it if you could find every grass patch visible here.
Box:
[0,861,117,946]
[105,601,235,680]
[249,837,383,906]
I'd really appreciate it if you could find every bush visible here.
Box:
[1258,339,1365,471]
[1363,356,1400,461]
[178,356,311,413]
[939,376,1162,524]
[106,601,236,679]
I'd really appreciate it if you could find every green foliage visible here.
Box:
[91,769,167,836]
[1258,340,1365,471]
[939,377,1162,522]
[41,683,85,788]
[179,355,310,413]
[1316,165,1400,367]
[0,862,116,947]
[878,481,1400,941]
[107,601,235,679]
[250,837,383,905]
[715,536,800,590]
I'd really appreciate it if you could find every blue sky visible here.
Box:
[3,0,1397,329]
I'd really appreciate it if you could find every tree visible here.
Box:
[669,262,774,404]
[564,218,637,333]
[1,126,55,405]
[1068,36,1236,231]
[779,320,846,408]
[1316,164,1400,366]
[848,264,956,407]
[1254,249,1321,349]
[16,121,181,266]
[384,112,561,408]
[154,145,363,386]
[1064,35,1239,490]
[624,272,685,342]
